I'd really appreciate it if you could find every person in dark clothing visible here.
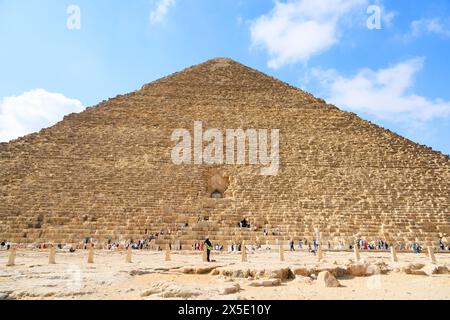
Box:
[204,237,213,262]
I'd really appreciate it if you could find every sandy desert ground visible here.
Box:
[0,248,449,300]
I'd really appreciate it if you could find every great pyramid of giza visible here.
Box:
[1,58,449,247]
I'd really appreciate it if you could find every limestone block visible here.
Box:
[48,246,56,264]
[279,244,285,262]
[390,247,398,263]
[6,248,16,267]
[354,245,360,262]
[317,271,341,287]
[87,246,94,264]
[126,247,132,263]
[427,247,437,264]
[165,244,171,262]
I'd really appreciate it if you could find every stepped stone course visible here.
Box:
[0,58,449,246]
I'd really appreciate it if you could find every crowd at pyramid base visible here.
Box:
[2,239,448,266]
[1,229,449,257]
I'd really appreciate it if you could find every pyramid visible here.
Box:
[1,58,449,247]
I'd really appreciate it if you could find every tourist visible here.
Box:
[412,242,422,254]
[240,218,249,228]
[290,239,295,251]
[439,240,445,251]
[204,237,212,262]
[313,240,318,256]
[298,240,303,249]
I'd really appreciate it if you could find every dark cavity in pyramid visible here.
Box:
[1,58,449,246]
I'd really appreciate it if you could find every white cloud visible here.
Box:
[312,58,450,122]
[380,6,396,28]
[150,0,176,25]
[403,18,450,40]
[0,89,85,142]
[250,0,368,69]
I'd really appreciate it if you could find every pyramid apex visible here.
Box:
[202,57,238,68]
[207,57,235,63]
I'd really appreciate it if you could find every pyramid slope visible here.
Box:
[1,58,449,246]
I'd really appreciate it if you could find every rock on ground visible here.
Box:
[249,279,282,287]
[317,271,341,288]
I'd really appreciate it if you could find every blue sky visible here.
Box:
[0,0,449,155]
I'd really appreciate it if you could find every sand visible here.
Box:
[0,249,449,300]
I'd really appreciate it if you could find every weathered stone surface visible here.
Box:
[140,281,240,298]
[400,263,426,275]
[195,266,218,275]
[140,282,202,298]
[219,283,241,295]
[366,265,381,276]
[295,276,313,285]
[180,266,220,275]
[249,279,281,287]
[129,269,154,276]
[268,268,294,280]
[421,264,449,276]
[347,263,369,277]
[0,291,12,300]
[317,271,341,288]
[180,267,195,274]
[293,267,310,277]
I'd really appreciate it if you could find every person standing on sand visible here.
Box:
[313,239,318,256]
[204,237,212,262]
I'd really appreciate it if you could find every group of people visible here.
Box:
[285,237,450,254]
[0,240,11,250]
[263,228,282,236]
[3,226,449,258]
[239,218,250,228]
[193,242,204,251]
[193,242,225,252]
[352,239,390,251]
[412,242,423,253]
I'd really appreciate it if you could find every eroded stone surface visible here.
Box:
[317,271,341,288]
